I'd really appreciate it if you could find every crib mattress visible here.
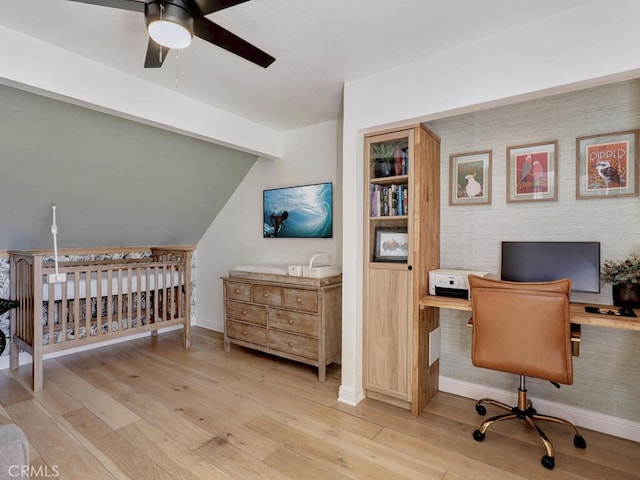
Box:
[42,269,182,302]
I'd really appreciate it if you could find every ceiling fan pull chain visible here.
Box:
[158,3,165,64]
[175,51,180,88]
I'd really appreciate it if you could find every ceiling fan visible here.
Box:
[68,0,275,68]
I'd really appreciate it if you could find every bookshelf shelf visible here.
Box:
[369,215,408,221]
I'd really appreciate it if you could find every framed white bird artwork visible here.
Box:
[449,150,492,206]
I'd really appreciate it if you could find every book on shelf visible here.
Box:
[370,183,408,217]
[402,148,409,176]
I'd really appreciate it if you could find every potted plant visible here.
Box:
[600,252,640,308]
[370,142,396,178]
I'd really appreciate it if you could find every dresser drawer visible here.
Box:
[268,308,318,337]
[282,288,318,313]
[268,330,318,360]
[226,281,252,302]
[226,320,267,347]
[226,301,267,326]
[253,285,282,306]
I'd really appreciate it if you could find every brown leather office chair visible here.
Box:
[468,275,586,470]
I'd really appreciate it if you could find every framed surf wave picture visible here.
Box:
[263,182,333,238]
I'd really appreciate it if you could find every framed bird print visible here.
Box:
[576,130,639,199]
[506,140,558,203]
[449,150,492,206]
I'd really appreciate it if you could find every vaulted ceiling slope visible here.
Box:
[0,85,257,250]
[0,0,592,138]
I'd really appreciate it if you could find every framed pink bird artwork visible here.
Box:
[507,141,558,203]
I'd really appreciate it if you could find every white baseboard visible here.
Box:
[440,376,640,443]
[338,384,363,406]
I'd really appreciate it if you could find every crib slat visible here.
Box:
[153,266,159,325]
[85,268,95,337]
[75,271,81,342]
[61,278,68,343]
[127,267,133,331]
[162,265,168,322]
[136,266,142,328]
[145,265,151,328]
[47,280,55,346]
[117,269,123,332]
[96,268,103,336]
[107,269,113,330]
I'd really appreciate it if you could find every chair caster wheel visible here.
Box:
[541,455,554,470]
[475,404,486,416]
[472,430,485,442]
[574,435,586,449]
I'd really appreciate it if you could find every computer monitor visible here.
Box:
[501,241,601,293]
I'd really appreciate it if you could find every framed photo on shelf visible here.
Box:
[576,129,639,199]
[449,150,492,206]
[506,140,558,203]
[373,227,408,262]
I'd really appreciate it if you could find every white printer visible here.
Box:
[428,269,490,299]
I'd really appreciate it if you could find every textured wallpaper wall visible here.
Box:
[426,79,640,422]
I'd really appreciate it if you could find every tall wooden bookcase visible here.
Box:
[363,124,440,415]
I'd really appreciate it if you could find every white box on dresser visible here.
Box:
[222,270,342,382]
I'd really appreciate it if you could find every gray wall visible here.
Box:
[427,79,640,422]
[0,85,257,250]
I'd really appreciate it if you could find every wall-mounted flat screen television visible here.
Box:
[501,241,601,293]
[263,182,333,238]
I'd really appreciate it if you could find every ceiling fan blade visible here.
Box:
[144,38,168,68]
[67,0,145,13]
[193,0,251,16]
[194,16,275,68]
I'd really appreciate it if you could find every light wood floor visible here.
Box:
[0,327,638,480]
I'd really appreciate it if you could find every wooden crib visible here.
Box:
[9,246,193,391]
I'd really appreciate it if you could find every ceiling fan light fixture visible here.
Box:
[145,1,194,49]
[148,20,192,49]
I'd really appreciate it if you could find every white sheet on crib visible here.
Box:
[42,269,182,302]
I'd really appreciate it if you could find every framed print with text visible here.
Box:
[576,129,639,199]
[506,141,558,203]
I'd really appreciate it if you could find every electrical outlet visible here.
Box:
[47,273,67,284]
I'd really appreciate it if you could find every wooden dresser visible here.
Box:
[222,270,342,381]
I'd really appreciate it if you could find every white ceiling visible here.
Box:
[1,0,592,132]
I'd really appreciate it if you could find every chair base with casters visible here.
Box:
[472,375,586,470]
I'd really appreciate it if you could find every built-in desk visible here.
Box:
[413,294,640,414]
[418,295,640,331]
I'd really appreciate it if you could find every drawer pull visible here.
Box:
[234,288,241,294]
[288,319,294,324]
[296,297,302,303]
[241,310,247,315]
[242,330,248,335]
[288,341,294,347]
[263,292,269,298]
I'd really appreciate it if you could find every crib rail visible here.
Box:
[9,246,193,391]
[38,259,185,352]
